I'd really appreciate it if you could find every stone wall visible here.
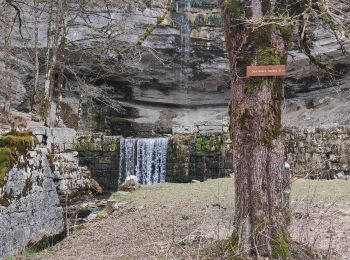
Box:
[74,132,233,188]
[76,134,120,191]
[166,133,232,182]
[285,126,350,179]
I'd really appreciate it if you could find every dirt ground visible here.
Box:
[33,178,350,260]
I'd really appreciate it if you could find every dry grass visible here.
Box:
[33,178,350,259]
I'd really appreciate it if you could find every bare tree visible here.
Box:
[31,0,40,111]
[2,0,13,119]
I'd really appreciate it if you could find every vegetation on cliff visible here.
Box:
[0,131,34,187]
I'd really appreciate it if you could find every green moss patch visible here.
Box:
[0,135,33,153]
[272,232,291,259]
[0,148,14,187]
[257,47,281,66]
[195,135,222,153]
[0,132,34,188]
[228,0,244,20]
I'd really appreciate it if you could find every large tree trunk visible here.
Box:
[219,0,292,258]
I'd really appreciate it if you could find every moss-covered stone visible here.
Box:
[228,0,244,20]
[193,14,206,27]
[109,140,119,152]
[0,147,14,187]
[168,134,193,180]
[0,135,33,152]
[195,135,221,153]
[0,132,34,188]
[207,15,222,27]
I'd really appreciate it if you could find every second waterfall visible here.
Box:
[119,138,169,186]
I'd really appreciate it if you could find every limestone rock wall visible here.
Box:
[0,149,64,259]
[0,127,98,258]
[0,0,349,136]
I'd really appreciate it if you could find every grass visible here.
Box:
[291,179,350,204]
[112,178,350,207]
[34,178,350,259]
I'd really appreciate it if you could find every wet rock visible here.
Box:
[335,171,349,180]
[90,179,103,195]
[76,208,92,219]
[119,175,140,191]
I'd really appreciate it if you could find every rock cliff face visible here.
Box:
[0,150,64,258]
[0,0,349,134]
[0,128,96,258]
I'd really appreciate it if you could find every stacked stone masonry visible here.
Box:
[285,126,350,179]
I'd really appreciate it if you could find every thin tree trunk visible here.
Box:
[32,0,40,111]
[219,0,292,258]
[56,0,68,126]
[3,2,12,119]
[42,0,62,126]
[41,0,54,123]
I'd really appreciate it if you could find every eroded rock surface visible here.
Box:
[0,149,64,258]
[0,1,348,135]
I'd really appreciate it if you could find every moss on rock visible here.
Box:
[0,131,34,188]
[0,148,14,187]
[195,135,221,153]
[228,0,244,19]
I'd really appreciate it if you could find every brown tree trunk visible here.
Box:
[219,0,292,258]
[55,0,68,126]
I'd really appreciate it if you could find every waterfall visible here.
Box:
[178,0,192,106]
[180,0,191,54]
[119,138,169,186]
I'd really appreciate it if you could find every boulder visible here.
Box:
[119,175,140,191]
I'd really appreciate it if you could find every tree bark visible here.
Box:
[32,0,40,111]
[219,0,292,258]
[56,0,68,126]
[42,0,62,126]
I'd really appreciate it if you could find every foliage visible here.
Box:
[195,135,221,153]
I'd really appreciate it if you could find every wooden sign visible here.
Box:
[246,65,286,77]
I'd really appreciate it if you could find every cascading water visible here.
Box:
[177,0,192,105]
[119,138,169,186]
[180,0,191,54]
